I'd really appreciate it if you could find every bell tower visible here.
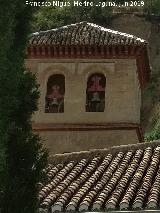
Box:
[26,22,150,154]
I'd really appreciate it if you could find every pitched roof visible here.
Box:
[29,22,147,46]
[39,141,160,212]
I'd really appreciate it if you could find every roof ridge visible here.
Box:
[49,140,160,165]
[85,22,146,42]
[30,21,88,36]
[29,21,147,44]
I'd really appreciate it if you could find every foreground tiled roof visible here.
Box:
[39,142,160,212]
[29,22,146,46]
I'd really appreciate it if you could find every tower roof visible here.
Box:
[27,22,150,88]
[29,21,147,46]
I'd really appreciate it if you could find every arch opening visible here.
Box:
[86,73,106,112]
[45,74,65,113]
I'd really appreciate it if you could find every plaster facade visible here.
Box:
[25,58,142,153]
[38,129,139,155]
[26,58,141,124]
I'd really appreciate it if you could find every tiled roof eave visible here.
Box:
[49,140,160,165]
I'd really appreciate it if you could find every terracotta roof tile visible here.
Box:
[29,22,147,46]
[39,143,160,212]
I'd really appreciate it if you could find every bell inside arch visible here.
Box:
[86,73,106,112]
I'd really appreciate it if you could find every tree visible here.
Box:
[0,1,48,212]
[145,121,160,141]
[32,0,113,31]
[144,0,160,16]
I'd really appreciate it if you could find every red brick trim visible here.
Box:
[27,45,140,59]
[32,122,143,142]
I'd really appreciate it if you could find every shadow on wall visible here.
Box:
[111,13,160,133]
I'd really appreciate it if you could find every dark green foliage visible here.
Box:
[32,0,113,31]
[145,121,160,141]
[144,0,160,16]
[143,73,160,103]
[143,73,160,142]
[32,0,160,33]
[0,1,48,212]
[143,92,160,139]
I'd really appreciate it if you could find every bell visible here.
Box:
[91,92,100,102]
[51,98,58,105]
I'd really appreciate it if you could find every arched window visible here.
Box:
[86,73,106,112]
[45,74,65,113]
